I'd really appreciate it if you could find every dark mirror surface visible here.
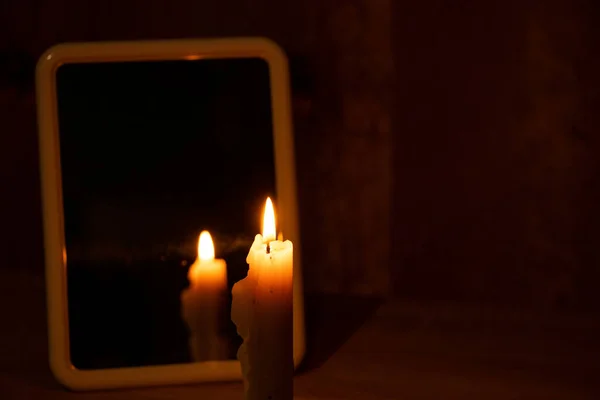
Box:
[56,58,275,370]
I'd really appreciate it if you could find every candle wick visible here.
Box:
[266,242,271,254]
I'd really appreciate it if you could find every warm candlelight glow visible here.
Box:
[198,230,215,261]
[262,197,276,243]
[232,196,294,400]
[182,230,229,362]
[188,230,227,284]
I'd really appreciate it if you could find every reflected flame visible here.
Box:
[262,197,276,243]
[198,231,215,261]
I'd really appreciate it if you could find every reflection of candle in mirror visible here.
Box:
[181,231,229,362]
[231,198,294,400]
[188,231,227,288]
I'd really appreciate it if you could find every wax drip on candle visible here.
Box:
[231,197,294,400]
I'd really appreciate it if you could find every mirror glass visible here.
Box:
[56,58,275,370]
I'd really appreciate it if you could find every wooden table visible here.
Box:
[1,268,599,399]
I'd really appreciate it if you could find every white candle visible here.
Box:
[231,198,294,400]
[181,231,229,361]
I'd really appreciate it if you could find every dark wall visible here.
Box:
[1,0,600,308]
[393,0,600,309]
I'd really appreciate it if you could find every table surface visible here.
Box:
[1,267,599,399]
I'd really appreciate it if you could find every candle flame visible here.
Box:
[198,231,215,261]
[262,197,276,243]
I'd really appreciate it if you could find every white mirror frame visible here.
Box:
[36,38,305,391]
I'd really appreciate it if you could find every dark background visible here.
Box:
[57,59,274,258]
[1,0,600,311]
[56,59,274,369]
[1,0,600,398]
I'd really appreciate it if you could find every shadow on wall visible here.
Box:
[298,294,383,372]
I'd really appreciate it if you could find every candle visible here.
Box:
[231,198,294,400]
[181,231,229,361]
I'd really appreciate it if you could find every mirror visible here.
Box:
[56,57,274,370]
[37,39,304,390]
